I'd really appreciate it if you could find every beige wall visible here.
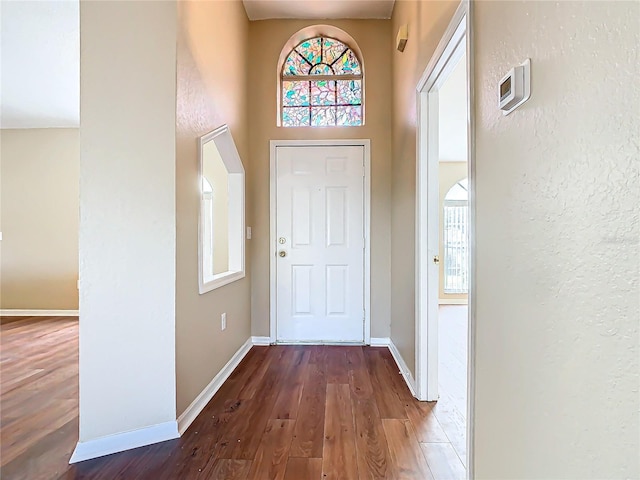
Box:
[79,0,177,443]
[438,161,467,301]
[248,19,393,338]
[176,0,251,415]
[0,128,79,310]
[473,1,639,477]
[390,0,459,374]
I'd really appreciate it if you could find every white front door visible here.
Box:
[275,145,365,343]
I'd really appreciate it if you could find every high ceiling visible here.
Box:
[243,0,395,20]
[1,1,79,129]
[0,0,394,129]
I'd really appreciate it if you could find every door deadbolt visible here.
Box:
[278,237,286,244]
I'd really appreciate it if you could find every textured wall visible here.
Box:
[248,19,393,339]
[390,0,459,375]
[79,1,177,441]
[175,0,251,415]
[1,128,79,310]
[473,1,639,477]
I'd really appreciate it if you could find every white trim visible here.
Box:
[177,338,253,435]
[0,309,79,317]
[367,338,416,397]
[269,139,372,345]
[438,298,469,305]
[251,336,272,345]
[466,1,477,476]
[198,124,246,295]
[388,339,417,398]
[370,337,390,347]
[415,1,476,478]
[416,0,468,403]
[69,420,179,464]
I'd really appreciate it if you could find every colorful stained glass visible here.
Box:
[336,106,362,126]
[296,38,322,65]
[333,49,361,75]
[337,80,361,105]
[283,81,310,106]
[281,37,362,127]
[283,107,311,127]
[310,63,333,75]
[283,51,311,76]
[311,107,337,127]
[323,38,348,65]
[311,80,337,106]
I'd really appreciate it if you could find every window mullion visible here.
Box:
[284,74,361,82]
[308,80,312,126]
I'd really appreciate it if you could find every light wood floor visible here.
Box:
[1,316,79,479]
[437,305,468,468]
[1,316,467,479]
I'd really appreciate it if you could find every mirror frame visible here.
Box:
[198,124,245,294]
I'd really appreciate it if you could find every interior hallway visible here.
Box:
[1,316,467,479]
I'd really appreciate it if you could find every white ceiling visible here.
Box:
[1,1,79,129]
[243,0,395,20]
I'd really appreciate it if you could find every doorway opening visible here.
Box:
[416,1,474,476]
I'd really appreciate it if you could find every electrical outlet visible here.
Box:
[221,313,227,331]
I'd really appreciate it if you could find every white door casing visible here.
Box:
[416,1,476,477]
[416,2,468,402]
[270,140,371,344]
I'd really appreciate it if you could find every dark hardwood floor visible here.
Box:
[1,317,466,479]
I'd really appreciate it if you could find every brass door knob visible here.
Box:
[279,251,287,258]
[433,255,440,264]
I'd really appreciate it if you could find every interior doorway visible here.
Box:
[415,1,474,476]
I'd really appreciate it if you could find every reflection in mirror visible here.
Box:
[198,125,245,294]
[202,145,229,276]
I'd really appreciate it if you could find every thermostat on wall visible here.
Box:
[498,58,531,115]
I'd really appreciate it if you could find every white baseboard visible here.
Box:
[370,337,416,397]
[438,299,468,305]
[251,336,272,345]
[0,309,79,317]
[387,339,417,397]
[177,338,253,435]
[69,420,179,464]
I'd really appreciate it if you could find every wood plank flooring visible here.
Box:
[1,316,79,480]
[1,316,467,479]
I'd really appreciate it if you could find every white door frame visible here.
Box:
[415,0,476,476]
[269,139,371,344]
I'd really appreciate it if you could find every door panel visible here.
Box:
[276,145,364,343]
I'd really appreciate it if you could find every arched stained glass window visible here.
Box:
[281,37,363,127]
